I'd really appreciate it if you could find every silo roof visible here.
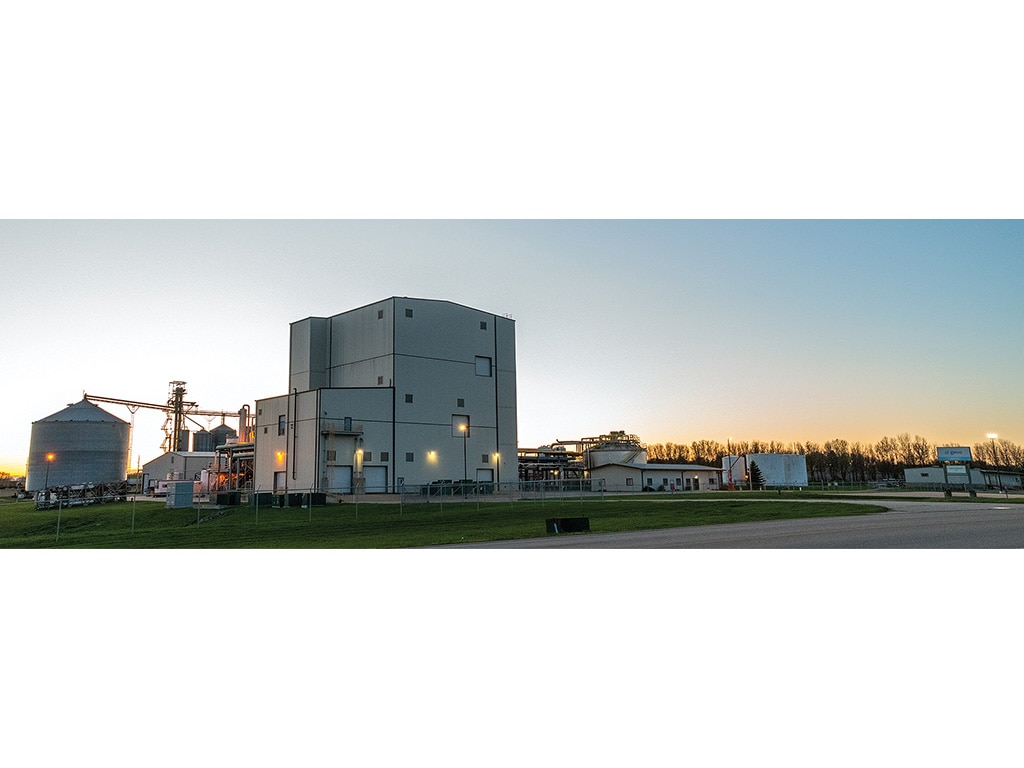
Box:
[35,399,128,424]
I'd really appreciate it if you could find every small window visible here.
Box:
[381,452,390,462]
[364,452,373,462]
[475,356,492,377]
[378,309,384,319]
[626,477,634,486]
[406,452,414,462]
[405,393,413,403]
[480,321,488,330]
[257,408,262,416]
[405,308,413,318]
[457,398,465,408]
[482,454,490,463]
[278,415,286,436]
[377,376,384,385]
[646,477,653,486]
[263,426,267,434]
[327,450,337,462]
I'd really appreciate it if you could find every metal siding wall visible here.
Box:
[269,299,517,492]
[253,394,291,492]
[26,419,129,490]
[495,315,518,473]
[329,300,394,386]
[289,318,330,391]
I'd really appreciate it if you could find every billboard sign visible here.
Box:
[937,446,972,463]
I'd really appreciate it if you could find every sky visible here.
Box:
[2,219,1021,474]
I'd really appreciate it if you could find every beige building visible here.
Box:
[142,451,217,494]
[254,297,517,494]
[590,462,721,493]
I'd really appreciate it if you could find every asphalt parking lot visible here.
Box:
[442,497,1024,548]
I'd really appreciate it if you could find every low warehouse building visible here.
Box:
[590,462,721,493]
[142,451,217,494]
[905,466,1022,489]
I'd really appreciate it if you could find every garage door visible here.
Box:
[364,466,388,494]
[329,466,353,494]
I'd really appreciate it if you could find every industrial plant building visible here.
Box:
[24,299,820,504]
[253,297,517,495]
[523,431,722,492]
[582,433,720,492]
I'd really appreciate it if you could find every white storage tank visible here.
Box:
[585,431,647,467]
[26,400,130,491]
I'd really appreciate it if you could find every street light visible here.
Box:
[459,422,468,488]
[44,452,55,498]
[986,433,1003,492]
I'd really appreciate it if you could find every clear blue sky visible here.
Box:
[2,219,1021,473]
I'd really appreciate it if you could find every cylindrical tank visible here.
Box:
[211,424,237,448]
[177,429,190,452]
[584,432,648,468]
[192,429,214,452]
[25,400,130,491]
[586,446,648,466]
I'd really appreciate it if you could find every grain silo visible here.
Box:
[192,429,215,452]
[211,423,237,448]
[25,400,130,491]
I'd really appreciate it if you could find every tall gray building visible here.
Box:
[254,297,517,494]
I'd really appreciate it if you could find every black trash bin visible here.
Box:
[546,517,590,534]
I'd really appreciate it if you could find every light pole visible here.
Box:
[986,433,1003,492]
[459,422,468,490]
[493,452,500,491]
[44,452,55,500]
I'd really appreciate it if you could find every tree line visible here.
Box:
[644,435,1024,483]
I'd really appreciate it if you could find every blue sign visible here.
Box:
[937,446,972,462]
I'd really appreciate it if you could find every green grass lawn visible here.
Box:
[0,495,886,548]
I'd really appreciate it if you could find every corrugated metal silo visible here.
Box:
[26,400,130,491]
[192,429,214,452]
[211,424,237,448]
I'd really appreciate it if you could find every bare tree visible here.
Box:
[908,435,934,467]
[691,439,724,467]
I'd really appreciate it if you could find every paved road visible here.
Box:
[441,499,1024,548]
